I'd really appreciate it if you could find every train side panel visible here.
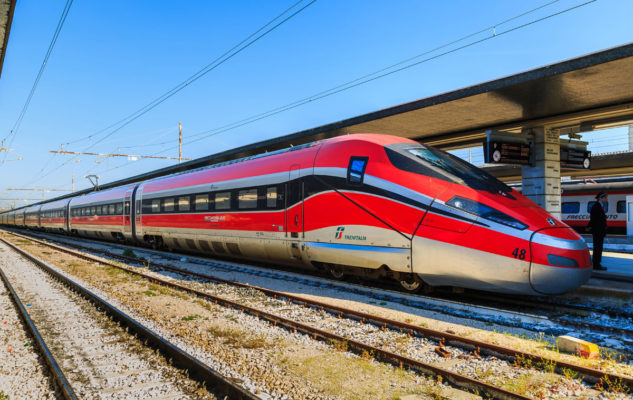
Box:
[40,198,71,232]
[304,137,415,274]
[69,184,136,241]
[137,143,322,265]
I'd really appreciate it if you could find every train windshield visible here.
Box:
[385,143,513,196]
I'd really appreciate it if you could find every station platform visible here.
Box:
[576,235,633,291]
[582,234,633,254]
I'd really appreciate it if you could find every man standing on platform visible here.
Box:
[588,191,608,270]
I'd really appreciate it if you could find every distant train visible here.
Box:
[0,134,592,295]
[561,178,633,233]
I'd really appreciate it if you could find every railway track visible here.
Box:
[3,229,631,399]
[447,291,633,342]
[11,228,633,350]
[0,270,59,399]
[0,237,258,400]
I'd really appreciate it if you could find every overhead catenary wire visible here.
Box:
[67,0,316,152]
[26,0,317,186]
[79,0,599,185]
[22,125,178,187]
[1,0,74,165]
[29,0,602,192]
[133,0,600,157]
[121,0,565,152]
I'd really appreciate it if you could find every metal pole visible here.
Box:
[179,122,182,164]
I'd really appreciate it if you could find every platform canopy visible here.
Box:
[263,42,633,150]
[17,42,633,205]
[0,0,16,80]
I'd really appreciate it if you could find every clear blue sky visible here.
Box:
[0,0,632,209]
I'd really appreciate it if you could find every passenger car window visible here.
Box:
[195,194,209,211]
[178,196,190,212]
[561,202,580,214]
[215,192,231,210]
[239,189,258,209]
[109,204,116,215]
[266,187,277,208]
[164,198,175,212]
[116,203,123,214]
[151,199,161,213]
[617,200,626,214]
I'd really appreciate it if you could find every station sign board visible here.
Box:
[560,139,591,169]
[483,130,533,165]
[482,130,591,169]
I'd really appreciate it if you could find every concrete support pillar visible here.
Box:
[521,127,561,219]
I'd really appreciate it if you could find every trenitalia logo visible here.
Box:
[334,226,367,241]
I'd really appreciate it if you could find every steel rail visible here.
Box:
[443,291,633,338]
[456,291,633,324]
[1,232,529,400]
[0,237,259,400]
[0,265,78,400]
[6,230,633,392]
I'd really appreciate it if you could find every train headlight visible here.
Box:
[446,196,528,230]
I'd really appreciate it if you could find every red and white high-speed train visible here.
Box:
[1,134,592,295]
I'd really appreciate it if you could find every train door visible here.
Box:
[65,200,71,231]
[286,165,303,259]
[627,195,633,237]
[132,185,142,242]
[123,189,133,239]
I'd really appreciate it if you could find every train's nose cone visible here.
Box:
[529,227,592,294]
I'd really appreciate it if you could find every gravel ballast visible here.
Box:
[3,231,633,399]
[0,241,216,400]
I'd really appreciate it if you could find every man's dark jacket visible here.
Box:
[589,202,607,237]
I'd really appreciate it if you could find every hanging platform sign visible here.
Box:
[483,130,534,166]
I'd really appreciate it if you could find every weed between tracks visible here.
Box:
[594,375,630,394]
[505,372,548,398]
[122,248,137,258]
[328,338,348,352]
[421,377,445,400]
[285,353,427,399]
[207,325,271,349]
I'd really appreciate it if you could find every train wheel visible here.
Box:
[328,265,345,280]
[399,275,422,293]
